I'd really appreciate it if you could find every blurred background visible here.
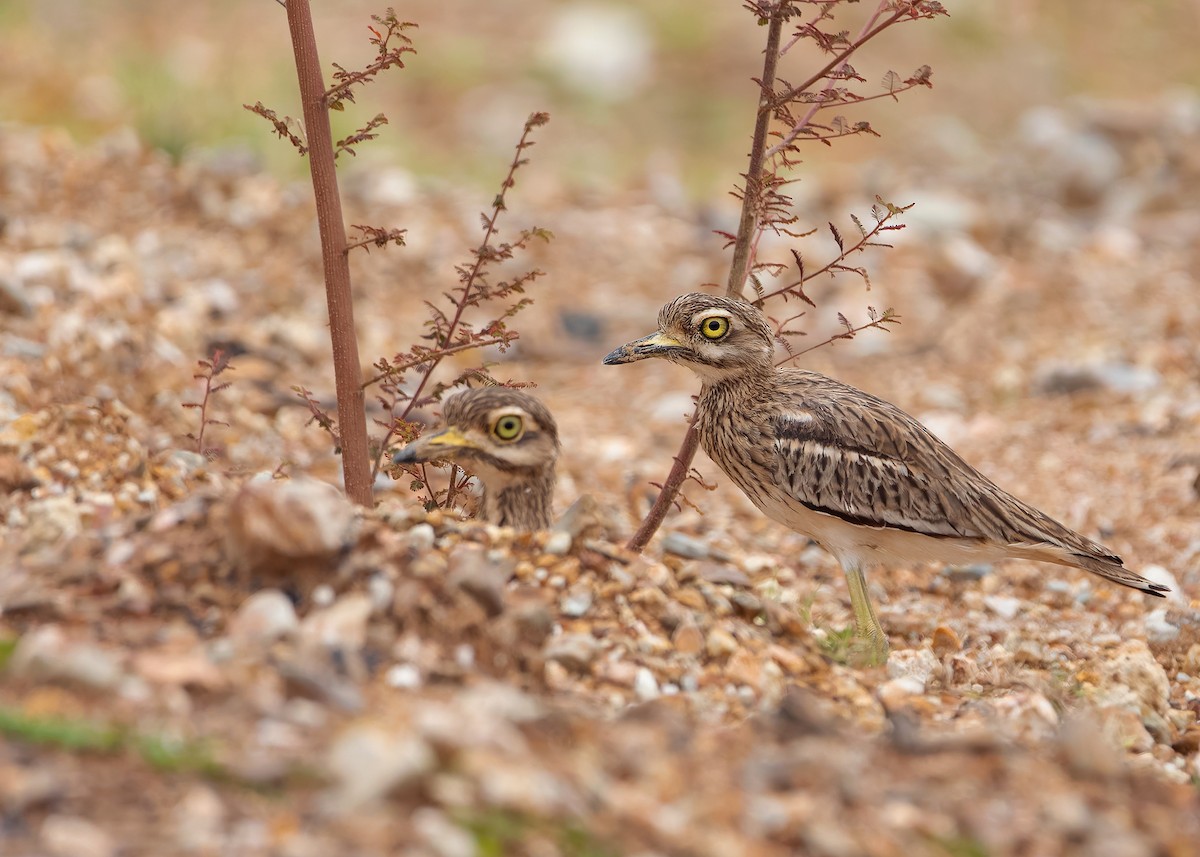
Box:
[5,0,1200,196]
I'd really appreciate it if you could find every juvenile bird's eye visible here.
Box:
[492,414,524,441]
[699,316,730,340]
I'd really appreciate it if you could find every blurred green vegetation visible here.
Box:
[3,0,1199,195]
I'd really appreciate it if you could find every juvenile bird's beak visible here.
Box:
[392,426,475,464]
[602,331,685,365]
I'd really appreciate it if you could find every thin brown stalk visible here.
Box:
[396,119,541,426]
[726,4,787,301]
[626,3,788,554]
[285,0,373,506]
[625,417,702,553]
[361,336,514,391]
[766,3,904,159]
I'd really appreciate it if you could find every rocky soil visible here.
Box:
[2,97,1200,856]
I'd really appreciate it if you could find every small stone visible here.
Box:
[725,649,762,691]
[1096,640,1171,720]
[0,454,37,492]
[551,493,602,537]
[413,807,477,857]
[10,627,124,691]
[672,620,704,656]
[312,585,335,607]
[1034,361,1161,396]
[559,583,593,618]
[133,650,225,690]
[228,590,299,647]
[406,522,436,552]
[543,530,572,556]
[662,532,710,560]
[226,477,359,575]
[41,815,115,857]
[1144,608,1179,645]
[543,633,598,673]
[674,588,707,611]
[1140,565,1185,605]
[385,664,421,690]
[634,667,660,701]
[698,563,752,587]
[706,627,738,659]
[22,496,83,553]
[173,786,226,853]
[885,648,939,688]
[0,275,33,317]
[408,552,448,579]
[877,676,926,711]
[767,644,809,677]
[1097,706,1155,754]
[930,625,961,655]
[983,594,1022,620]
[299,594,373,654]
[730,591,762,618]
[944,563,992,582]
[1011,636,1047,666]
[322,725,435,813]
[449,545,511,617]
[1060,712,1125,779]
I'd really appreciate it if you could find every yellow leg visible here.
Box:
[844,563,889,666]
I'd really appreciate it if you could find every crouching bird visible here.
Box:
[393,388,559,530]
[604,293,1168,665]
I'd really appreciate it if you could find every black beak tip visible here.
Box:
[392,448,415,465]
[602,348,626,366]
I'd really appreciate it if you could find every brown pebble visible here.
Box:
[674,587,706,611]
[672,620,704,656]
[931,625,961,655]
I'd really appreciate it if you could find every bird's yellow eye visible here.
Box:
[492,414,524,442]
[699,316,730,340]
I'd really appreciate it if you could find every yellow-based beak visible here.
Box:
[392,426,476,464]
[602,331,685,365]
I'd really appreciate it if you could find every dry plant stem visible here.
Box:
[766,2,902,159]
[625,418,702,553]
[285,0,373,506]
[625,5,786,554]
[726,6,786,301]
[390,118,541,435]
[360,336,512,390]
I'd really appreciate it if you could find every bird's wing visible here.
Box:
[768,374,1110,554]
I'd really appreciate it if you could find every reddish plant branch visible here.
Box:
[285,0,373,506]
[625,3,788,554]
[395,115,546,426]
[726,4,788,301]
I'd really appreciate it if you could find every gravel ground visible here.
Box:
[1,99,1199,855]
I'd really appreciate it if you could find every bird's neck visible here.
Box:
[697,362,773,397]
[482,467,555,530]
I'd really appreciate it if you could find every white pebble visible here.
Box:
[386,664,422,690]
[544,530,572,556]
[634,667,660,702]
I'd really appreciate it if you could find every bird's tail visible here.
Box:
[1062,551,1169,597]
[1005,541,1169,597]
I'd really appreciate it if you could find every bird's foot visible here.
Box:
[848,627,890,668]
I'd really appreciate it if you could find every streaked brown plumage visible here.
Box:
[393,388,559,530]
[604,293,1168,663]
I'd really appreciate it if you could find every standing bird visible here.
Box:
[393,388,559,530]
[604,294,1168,664]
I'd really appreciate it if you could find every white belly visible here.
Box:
[750,491,1011,571]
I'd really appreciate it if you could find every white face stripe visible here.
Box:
[689,309,734,329]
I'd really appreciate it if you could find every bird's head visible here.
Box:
[602,293,774,382]
[392,388,559,481]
